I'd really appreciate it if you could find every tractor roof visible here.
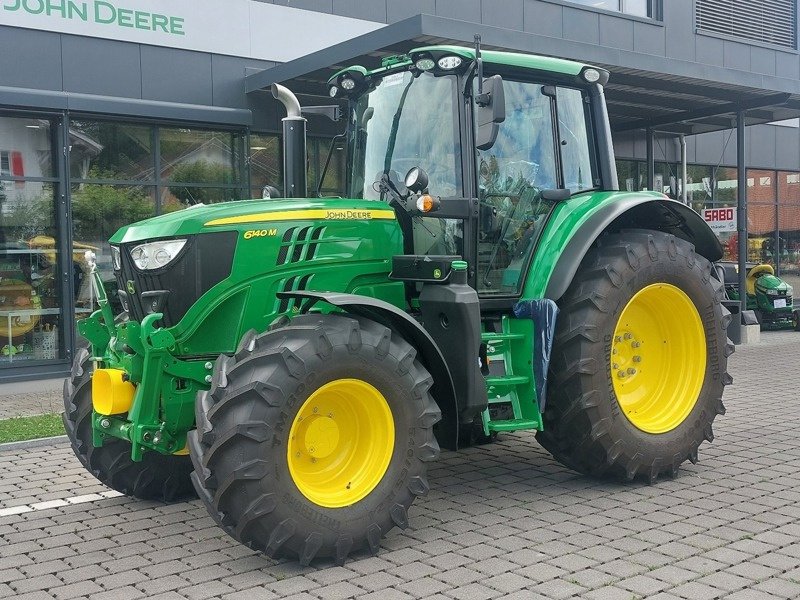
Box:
[328,44,594,84]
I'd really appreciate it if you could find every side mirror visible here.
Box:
[475,75,506,151]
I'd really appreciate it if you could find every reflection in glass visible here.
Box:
[349,71,462,200]
[0,117,53,178]
[310,137,346,197]
[70,184,155,313]
[249,134,282,198]
[0,183,62,362]
[69,121,153,182]
[160,128,242,184]
[778,171,800,287]
[556,87,597,193]
[623,0,649,16]
[477,80,560,294]
[566,0,621,11]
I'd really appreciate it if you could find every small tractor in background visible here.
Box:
[65,41,733,564]
[718,261,795,329]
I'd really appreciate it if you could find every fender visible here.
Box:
[529,194,723,301]
[276,290,461,449]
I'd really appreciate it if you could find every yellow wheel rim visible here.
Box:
[287,378,395,508]
[611,283,706,434]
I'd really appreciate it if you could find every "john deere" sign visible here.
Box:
[0,0,382,63]
[3,0,185,34]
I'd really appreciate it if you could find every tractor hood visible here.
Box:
[109,198,396,244]
[756,273,792,294]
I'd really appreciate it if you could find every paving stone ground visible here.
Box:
[1,330,799,599]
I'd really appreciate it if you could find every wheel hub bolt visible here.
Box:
[204,375,212,383]
[204,361,213,370]
[624,333,632,340]
[632,341,641,348]
[618,370,626,378]
[100,418,110,429]
[615,336,622,342]
[627,368,637,375]
[612,363,619,369]
[633,356,641,363]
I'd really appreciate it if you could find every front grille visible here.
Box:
[116,231,237,328]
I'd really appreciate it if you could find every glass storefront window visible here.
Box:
[162,184,240,207]
[0,116,54,179]
[249,134,281,198]
[0,113,63,365]
[309,137,346,197]
[160,127,243,185]
[778,171,800,289]
[69,121,154,182]
[747,169,777,266]
[566,0,655,17]
[70,184,156,314]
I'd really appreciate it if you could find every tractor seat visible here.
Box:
[746,264,774,295]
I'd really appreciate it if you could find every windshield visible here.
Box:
[348,71,462,200]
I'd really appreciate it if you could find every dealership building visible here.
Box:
[0,0,799,381]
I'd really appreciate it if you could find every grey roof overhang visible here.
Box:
[245,14,800,135]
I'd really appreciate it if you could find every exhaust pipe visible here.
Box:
[271,83,307,198]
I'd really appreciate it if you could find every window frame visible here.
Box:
[471,75,601,298]
[559,0,662,20]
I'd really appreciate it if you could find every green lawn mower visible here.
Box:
[65,42,733,564]
[718,261,795,330]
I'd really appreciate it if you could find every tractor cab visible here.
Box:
[329,45,614,301]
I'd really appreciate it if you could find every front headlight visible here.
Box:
[110,246,121,271]
[129,239,187,270]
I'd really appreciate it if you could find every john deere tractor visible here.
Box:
[65,44,733,564]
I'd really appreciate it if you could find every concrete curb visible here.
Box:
[0,435,68,452]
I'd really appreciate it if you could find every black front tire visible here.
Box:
[537,230,733,482]
[189,313,440,565]
[62,348,197,502]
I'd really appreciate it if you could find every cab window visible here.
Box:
[477,80,559,294]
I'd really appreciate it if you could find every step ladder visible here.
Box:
[480,317,543,435]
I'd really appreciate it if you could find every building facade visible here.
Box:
[0,0,798,381]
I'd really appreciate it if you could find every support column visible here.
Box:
[737,110,747,322]
[646,128,655,191]
[680,134,688,204]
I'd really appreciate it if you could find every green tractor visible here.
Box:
[717,261,795,330]
[65,43,733,564]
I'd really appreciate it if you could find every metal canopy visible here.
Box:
[244,14,800,135]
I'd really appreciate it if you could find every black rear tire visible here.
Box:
[189,313,440,565]
[62,348,197,502]
[536,230,733,482]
